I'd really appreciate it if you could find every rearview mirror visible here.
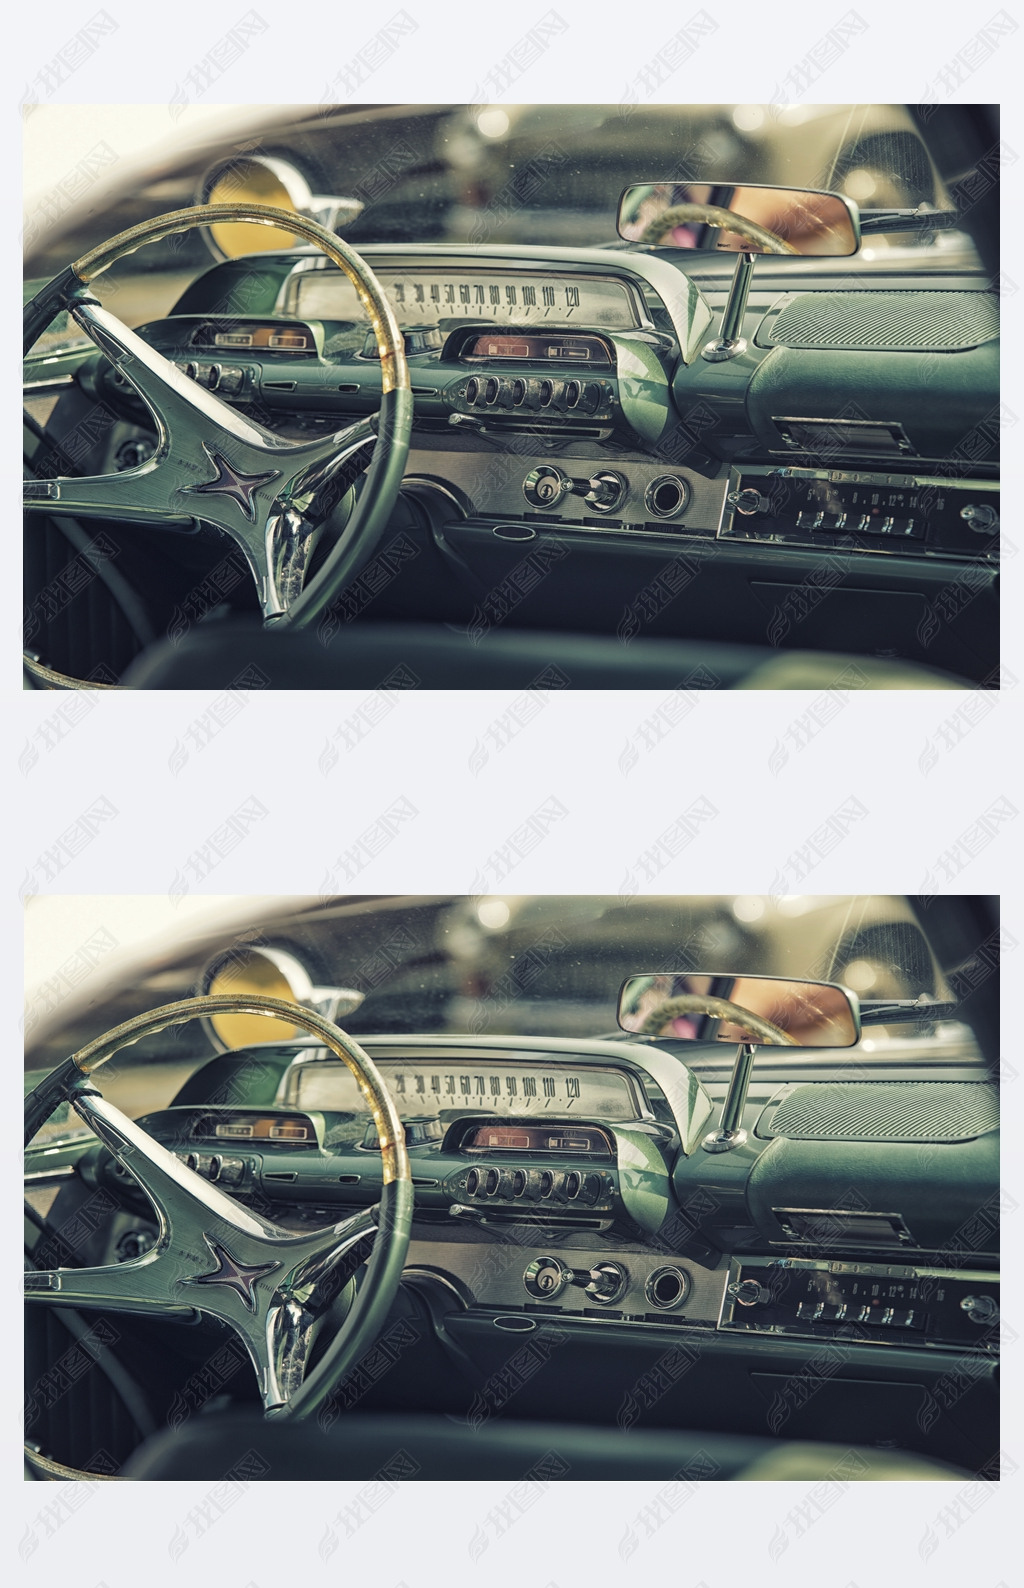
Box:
[617,972,860,1047]
[617,182,860,257]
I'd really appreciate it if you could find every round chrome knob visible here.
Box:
[584,470,627,513]
[728,488,770,516]
[960,503,999,532]
[585,1261,628,1305]
[729,1278,770,1307]
[960,1293,999,1324]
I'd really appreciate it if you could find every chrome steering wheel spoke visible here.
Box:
[24,995,413,1418]
[25,1084,382,1409]
[25,296,380,620]
[24,202,411,648]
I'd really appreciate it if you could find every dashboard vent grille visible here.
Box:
[759,1082,998,1143]
[761,291,999,353]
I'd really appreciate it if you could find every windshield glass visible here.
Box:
[23,103,982,345]
[25,893,986,1144]
[326,104,968,262]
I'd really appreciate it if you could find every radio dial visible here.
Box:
[729,1278,771,1307]
[729,488,771,516]
[960,1294,999,1324]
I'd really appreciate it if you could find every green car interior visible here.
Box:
[24,894,999,1481]
[23,104,998,690]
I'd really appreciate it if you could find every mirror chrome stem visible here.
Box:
[701,1042,757,1152]
[701,251,755,363]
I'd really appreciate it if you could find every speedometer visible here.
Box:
[286,1057,644,1121]
[288,268,640,331]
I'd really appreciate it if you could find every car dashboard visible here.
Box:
[79,1027,999,1469]
[44,239,998,683]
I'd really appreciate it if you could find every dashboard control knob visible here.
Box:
[960,503,999,532]
[584,471,627,513]
[523,1257,627,1305]
[403,324,443,355]
[216,365,245,396]
[960,1294,999,1325]
[729,1278,771,1307]
[404,1116,443,1146]
[585,1262,628,1305]
[728,488,771,516]
[524,1257,569,1299]
[579,382,602,413]
[523,465,571,508]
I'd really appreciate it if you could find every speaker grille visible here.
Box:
[760,1082,998,1143]
[763,291,999,353]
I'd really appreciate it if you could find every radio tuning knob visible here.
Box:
[960,503,999,532]
[960,1294,999,1324]
[729,1278,771,1307]
[728,488,771,516]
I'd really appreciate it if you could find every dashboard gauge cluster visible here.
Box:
[286,1056,646,1122]
[458,331,614,366]
[287,267,643,331]
[129,1040,705,1241]
[185,318,319,354]
[455,1120,615,1156]
[187,1108,318,1145]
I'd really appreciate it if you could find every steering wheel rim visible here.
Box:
[24,203,413,673]
[639,202,799,254]
[24,995,412,1424]
[639,993,798,1044]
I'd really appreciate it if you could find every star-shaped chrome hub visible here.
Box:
[186,1234,280,1313]
[187,444,281,522]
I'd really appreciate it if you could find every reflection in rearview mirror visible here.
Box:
[617,182,860,257]
[617,972,860,1047]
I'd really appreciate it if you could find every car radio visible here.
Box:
[719,1255,1000,1351]
[720,464,999,559]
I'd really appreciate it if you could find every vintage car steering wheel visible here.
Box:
[23,204,412,640]
[640,202,798,254]
[24,995,412,1424]
[640,993,798,1044]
